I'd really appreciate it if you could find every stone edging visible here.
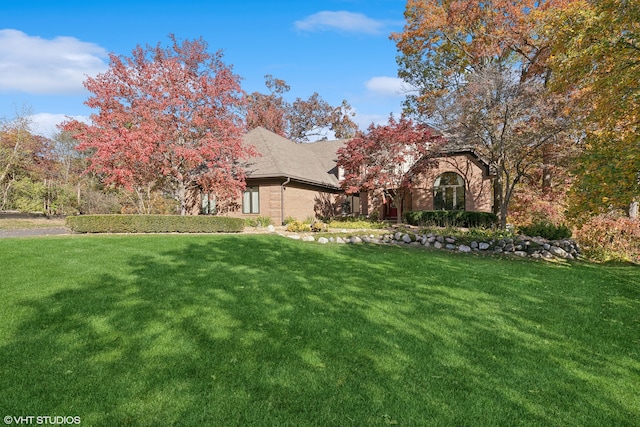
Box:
[279,229,580,261]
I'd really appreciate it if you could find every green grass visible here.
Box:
[1,235,639,426]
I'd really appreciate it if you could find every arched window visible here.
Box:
[434,172,465,211]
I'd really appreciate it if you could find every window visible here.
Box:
[341,194,361,215]
[201,192,216,215]
[242,186,259,214]
[434,172,465,211]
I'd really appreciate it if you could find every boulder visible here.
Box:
[479,242,491,251]
[459,245,472,253]
[550,246,569,258]
[318,237,329,244]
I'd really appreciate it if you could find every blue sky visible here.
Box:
[0,0,410,137]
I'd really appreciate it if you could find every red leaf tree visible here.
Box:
[337,116,444,223]
[62,35,252,215]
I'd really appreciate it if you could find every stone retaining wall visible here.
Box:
[282,229,580,261]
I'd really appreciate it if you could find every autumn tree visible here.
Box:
[391,0,573,227]
[545,0,640,218]
[0,107,56,213]
[337,115,443,223]
[246,74,358,142]
[62,35,252,215]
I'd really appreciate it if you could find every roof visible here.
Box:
[242,127,345,189]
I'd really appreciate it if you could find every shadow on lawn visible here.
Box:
[1,235,639,426]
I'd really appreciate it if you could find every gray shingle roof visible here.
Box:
[242,127,345,189]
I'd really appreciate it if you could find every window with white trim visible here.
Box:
[434,172,465,211]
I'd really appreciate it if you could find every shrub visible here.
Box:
[328,215,386,230]
[66,214,245,233]
[404,210,498,228]
[573,214,640,262]
[256,216,273,227]
[285,220,311,232]
[519,221,572,240]
[311,222,327,232]
[283,216,297,225]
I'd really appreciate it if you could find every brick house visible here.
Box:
[196,127,493,223]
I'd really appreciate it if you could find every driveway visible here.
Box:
[0,227,71,238]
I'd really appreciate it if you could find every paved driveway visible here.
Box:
[0,227,70,238]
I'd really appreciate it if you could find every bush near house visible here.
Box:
[518,221,572,240]
[404,210,498,228]
[66,214,245,233]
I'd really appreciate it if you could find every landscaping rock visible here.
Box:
[459,245,472,253]
[402,234,413,243]
[302,236,315,242]
[318,237,329,244]
[550,246,569,258]
[479,242,491,250]
[434,241,443,249]
[267,224,276,232]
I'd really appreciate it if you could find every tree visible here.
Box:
[545,0,640,217]
[1,106,55,212]
[440,65,572,227]
[336,116,443,223]
[62,35,252,215]
[391,0,573,227]
[246,74,358,142]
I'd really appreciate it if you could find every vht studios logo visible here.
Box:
[4,416,81,425]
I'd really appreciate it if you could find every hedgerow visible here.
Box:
[66,214,244,233]
[404,210,498,228]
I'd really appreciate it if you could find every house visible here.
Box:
[197,127,494,222]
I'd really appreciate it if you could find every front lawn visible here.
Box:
[1,235,638,426]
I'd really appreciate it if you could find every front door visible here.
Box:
[384,196,398,219]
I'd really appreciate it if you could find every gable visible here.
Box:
[242,127,345,189]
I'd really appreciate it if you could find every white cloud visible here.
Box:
[365,76,416,97]
[0,29,108,94]
[294,11,386,35]
[29,113,90,138]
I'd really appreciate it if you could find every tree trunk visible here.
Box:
[176,181,187,216]
[396,193,403,224]
[493,178,507,228]
[630,200,638,220]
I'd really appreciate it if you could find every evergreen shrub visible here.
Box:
[66,214,244,233]
[404,210,498,228]
[519,221,572,240]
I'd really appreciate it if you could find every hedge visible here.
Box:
[404,210,498,228]
[66,214,245,233]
